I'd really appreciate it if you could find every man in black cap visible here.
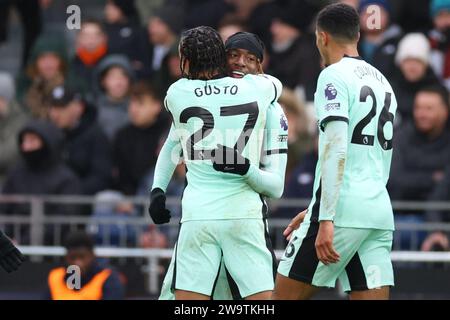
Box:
[48,85,112,196]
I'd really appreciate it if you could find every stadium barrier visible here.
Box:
[17,246,450,295]
[1,195,450,250]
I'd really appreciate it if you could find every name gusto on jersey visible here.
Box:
[194,85,239,97]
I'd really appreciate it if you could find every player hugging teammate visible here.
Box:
[149,3,397,301]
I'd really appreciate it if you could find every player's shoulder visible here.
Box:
[167,78,190,96]
[318,60,347,82]
[244,74,282,102]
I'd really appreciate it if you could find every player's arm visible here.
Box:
[149,95,182,225]
[152,124,182,193]
[314,67,350,265]
[244,102,288,199]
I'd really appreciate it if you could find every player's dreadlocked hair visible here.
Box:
[179,26,227,80]
[317,3,360,42]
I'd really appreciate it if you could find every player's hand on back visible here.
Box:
[284,209,307,241]
[211,144,250,176]
[315,221,340,265]
[0,232,25,273]
[148,188,172,225]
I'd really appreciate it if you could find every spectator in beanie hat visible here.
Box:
[391,33,442,125]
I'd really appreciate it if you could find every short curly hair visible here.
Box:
[179,26,227,80]
[317,3,360,42]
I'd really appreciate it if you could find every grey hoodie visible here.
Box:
[94,54,135,141]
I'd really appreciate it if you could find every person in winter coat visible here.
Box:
[389,85,450,202]
[391,33,443,126]
[268,5,321,101]
[71,19,109,95]
[113,81,168,195]
[16,34,81,119]
[358,0,403,80]
[94,54,135,141]
[48,85,112,195]
[0,119,81,244]
[0,72,29,186]
[103,0,152,79]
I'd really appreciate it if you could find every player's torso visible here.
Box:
[313,57,397,230]
[166,77,271,221]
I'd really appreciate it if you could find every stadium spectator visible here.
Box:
[390,0,433,34]
[0,0,46,67]
[389,84,450,248]
[16,34,76,119]
[278,89,314,179]
[103,0,152,79]
[0,72,29,186]
[268,5,321,101]
[45,231,125,300]
[152,43,183,98]
[0,120,81,244]
[218,16,247,42]
[113,81,168,195]
[94,54,134,141]
[147,5,184,75]
[48,85,112,195]
[71,19,109,94]
[389,85,450,202]
[391,33,442,126]
[422,164,450,252]
[278,137,318,219]
[358,0,403,79]
[183,0,232,31]
[88,191,138,247]
[429,0,450,90]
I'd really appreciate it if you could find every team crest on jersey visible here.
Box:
[280,114,288,131]
[325,83,337,100]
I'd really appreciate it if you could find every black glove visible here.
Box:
[148,188,171,224]
[0,231,25,273]
[211,144,250,176]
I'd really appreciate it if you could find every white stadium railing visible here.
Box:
[17,246,450,295]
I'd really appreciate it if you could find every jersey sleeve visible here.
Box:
[244,102,288,199]
[262,102,288,158]
[314,67,349,132]
[259,74,283,103]
[152,124,182,192]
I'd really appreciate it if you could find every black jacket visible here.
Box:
[105,22,152,80]
[389,123,450,202]
[1,120,81,215]
[113,116,169,195]
[269,34,321,101]
[62,105,112,195]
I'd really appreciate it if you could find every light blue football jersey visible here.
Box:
[306,56,397,231]
[165,74,282,222]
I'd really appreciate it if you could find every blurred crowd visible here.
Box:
[0,0,450,252]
